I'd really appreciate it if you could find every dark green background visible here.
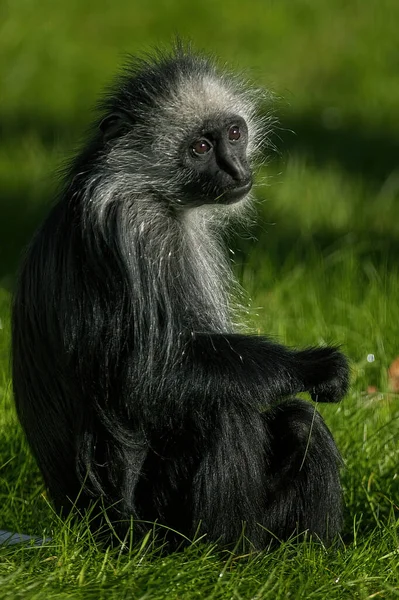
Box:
[1,0,398,282]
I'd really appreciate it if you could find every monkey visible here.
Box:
[12,45,349,550]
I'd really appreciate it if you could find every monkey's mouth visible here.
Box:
[219,180,253,204]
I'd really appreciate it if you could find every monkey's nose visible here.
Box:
[221,155,251,184]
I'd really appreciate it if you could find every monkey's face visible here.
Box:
[98,62,261,210]
[178,114,253,207]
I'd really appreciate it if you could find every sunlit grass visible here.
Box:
[1,0,399,597]
[1,218,398,597]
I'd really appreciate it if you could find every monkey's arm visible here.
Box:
[186,333,349,404]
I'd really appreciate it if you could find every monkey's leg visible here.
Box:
[190,405,272,549]
[261,399,343,545]
[132,429,203,547]
[189,399,342,550]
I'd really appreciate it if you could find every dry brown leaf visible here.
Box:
[388,357,399,392]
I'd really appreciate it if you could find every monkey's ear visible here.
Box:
[99,112,128,141]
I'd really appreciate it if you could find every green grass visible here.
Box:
[1,0,399,597]
[0,280,398,597]
[1,176,398,598]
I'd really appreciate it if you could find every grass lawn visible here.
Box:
[1,0,398,597]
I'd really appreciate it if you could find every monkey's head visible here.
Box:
[97,46,266,209]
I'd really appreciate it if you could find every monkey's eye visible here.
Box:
[191,139,212,156]
[228,125,241,141]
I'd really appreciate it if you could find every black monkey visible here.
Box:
[12,46,349,550]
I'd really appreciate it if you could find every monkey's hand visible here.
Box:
[296,347,350,403]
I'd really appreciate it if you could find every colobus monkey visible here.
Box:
[12,46,349,550]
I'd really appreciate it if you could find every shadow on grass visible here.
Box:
[2,107,399,185]
[1,108,399,281]
[0,110,88,149]
[0,190,54,285]
[276,110,399,188]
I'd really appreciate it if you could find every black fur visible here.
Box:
[12,46,349,550]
